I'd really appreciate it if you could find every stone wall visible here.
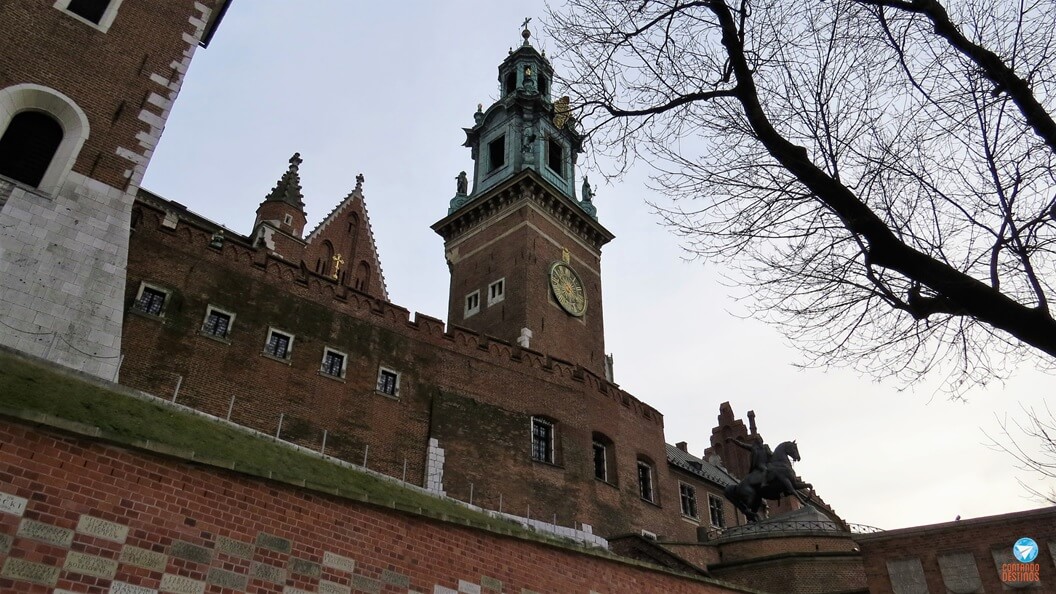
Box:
[0,418,746,594]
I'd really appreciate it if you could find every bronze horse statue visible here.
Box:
[724,440,813,522]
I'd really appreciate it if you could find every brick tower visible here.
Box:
[0,0,228,378]
[432,25,614,377]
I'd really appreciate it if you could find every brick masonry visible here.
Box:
[0,0,223,379]
[855,507,1056,593]
[0,418,746,594]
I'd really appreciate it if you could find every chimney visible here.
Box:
[676,441,688,452]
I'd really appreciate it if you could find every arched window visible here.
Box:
[0,84,90,195]
[347,213,360,255]
[0,112,64,188]
[318,241,334,276]
[354,261,371,291]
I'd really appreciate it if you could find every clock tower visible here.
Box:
[432,24,614,377]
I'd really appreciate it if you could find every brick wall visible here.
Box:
[0,418,747,594]
[856,507,1056,593]
[120,200,711,542]
[0,0,223,379]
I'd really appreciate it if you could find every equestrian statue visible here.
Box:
[723,438,814,522]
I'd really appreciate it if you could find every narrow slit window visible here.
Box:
[637,460,654,502]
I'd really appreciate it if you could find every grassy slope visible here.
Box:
[0,349,518,531]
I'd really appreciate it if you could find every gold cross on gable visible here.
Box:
[331,253,344,279]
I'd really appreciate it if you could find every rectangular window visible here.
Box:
[134,286,167,316]
[66,0,110,23]
[709,495,726,528]
[264,328,293,359]
[592,441,607,482]
[376,367,400,396]
[464,290,480,318]
[55,0,122,32]
[321,348,346,378]
[637,460,654,502]
[680,483,698,519]
[201,306,233,339]
[531,417,554,463]
[546,138,564,178]
[487,278,505,305]
[488,135,506,172]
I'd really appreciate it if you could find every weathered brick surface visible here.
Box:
[855,507,1056,593]
[0,419,743,594]
[709,554,865,594]
[119,197,728,543]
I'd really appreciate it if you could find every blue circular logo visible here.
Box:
[1013,537,1039,563]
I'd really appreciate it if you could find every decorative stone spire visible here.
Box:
[264,153,305,209]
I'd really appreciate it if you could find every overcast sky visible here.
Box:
[141,1,1054,530]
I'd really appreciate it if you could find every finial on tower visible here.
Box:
[289,152,302,169]
[521,17,532,46]
[355,173,364,193]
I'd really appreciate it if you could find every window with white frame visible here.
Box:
[263,328,293,360]
[637,459,655,503]
[201,306,234,339]
[679,483,698,519]
[283,213,293,225]
[487,278,505,306]
[531,417,555,464]
[708,494,726,528]
[54,0,124,32]
[376,367,400,397]
[133,284,167,317]
[320,348,346,378]
[464,290,480,318]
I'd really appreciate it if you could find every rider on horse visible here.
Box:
[728,437,772,488]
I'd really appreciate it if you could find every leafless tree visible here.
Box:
[986,405,1056,504]
[548,0,1056,391]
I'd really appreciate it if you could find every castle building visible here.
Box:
[117,25,757,543]
[0,0,229,379]
[5,4,1051,593]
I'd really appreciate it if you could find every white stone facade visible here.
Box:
[0,173,132,379]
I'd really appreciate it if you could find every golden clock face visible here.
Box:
[549,261,587,317]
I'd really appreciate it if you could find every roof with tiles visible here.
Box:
[666,443,736,487]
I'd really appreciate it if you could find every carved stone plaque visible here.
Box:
[352,574,381,594]
[0,491,28,516]
[77,515,129,543]
[169,540,212,564]
[1,557,60,586]
[17,518,74,547]
[287,556,321,578]
[322,551,356,573]
[64,550,119,579]
[937,552,983,594]
[207,567,248,591]
[110,581,159,594]
[216,536,254,559]
[255,532,291,553]
[120,545,168,572]
[319,580,352,594]
[250,562,286,584]
[886,558,928,594]
[160,573,205,594]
